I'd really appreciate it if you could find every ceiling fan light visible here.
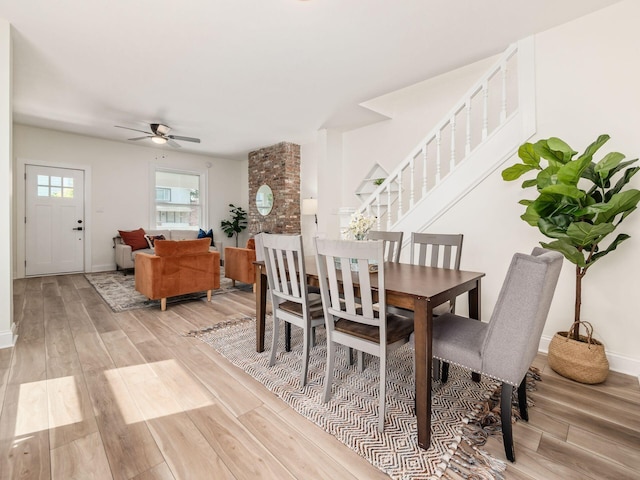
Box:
[152,135,167,144]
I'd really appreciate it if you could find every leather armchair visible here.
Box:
[224,238,257,286]
[135,238,220,311]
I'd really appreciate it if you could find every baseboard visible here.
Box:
[539,334,640,377]
[0,327,17,349]
[90,264,116,273]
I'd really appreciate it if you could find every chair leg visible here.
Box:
[301,324,310,386]
[501,383,516,462]
[517,377,529,422]
[323,340,336,403]
[357,351,364,372]
[432,359,441,381]
[269,316,280,367]
[378,350,386,432]
[441,362,450,383]
[285,323,292,352]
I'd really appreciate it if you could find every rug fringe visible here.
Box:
[183,315,255,337]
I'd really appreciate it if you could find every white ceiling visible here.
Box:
[0,0,620,160]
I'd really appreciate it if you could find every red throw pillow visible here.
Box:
[118,228,148,251]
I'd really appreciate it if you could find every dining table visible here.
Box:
[253,258,485,450]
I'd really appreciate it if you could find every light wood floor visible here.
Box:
[1,274,639,479]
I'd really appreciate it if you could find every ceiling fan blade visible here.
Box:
[168,135,201,143]
[167,139,182,148]
[115,125,152,135]
[128,136,151,141]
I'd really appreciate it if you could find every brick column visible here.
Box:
[248,142,300,234]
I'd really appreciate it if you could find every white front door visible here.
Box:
[25,165,85,276]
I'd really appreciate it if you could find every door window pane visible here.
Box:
[37,186,49,197]
[50,176,62,187]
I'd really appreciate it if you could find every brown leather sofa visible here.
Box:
[135,238,220,311]
[224,238,256,286]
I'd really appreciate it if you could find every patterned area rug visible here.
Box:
[85,267,244,312]
[192,316,510,480]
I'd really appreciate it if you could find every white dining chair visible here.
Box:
[263,233,324,386]
[314,238,414,432]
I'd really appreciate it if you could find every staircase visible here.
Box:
[356,37,536,236]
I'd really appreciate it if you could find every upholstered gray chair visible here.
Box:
[314,238,414,432]
[367,230,404,262]
[432,248,563,462]
[263,234,324,387]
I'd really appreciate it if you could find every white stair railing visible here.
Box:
[357,38,535,230]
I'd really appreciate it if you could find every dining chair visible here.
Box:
[314,238,414,432]
[262,233,324,387]
[432,247,563,462]
[367,230,404,262]
[409,232,463,315]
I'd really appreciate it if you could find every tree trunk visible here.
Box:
[574,265,582,341]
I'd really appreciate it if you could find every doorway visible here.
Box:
[25,164,85,276]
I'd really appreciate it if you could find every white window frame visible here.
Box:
[150,165,208,230]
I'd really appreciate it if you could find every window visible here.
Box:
[156,187,171,202]
[153,169,206,229]
[36,174,75,198]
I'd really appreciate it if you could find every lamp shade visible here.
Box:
[301,198,318,215]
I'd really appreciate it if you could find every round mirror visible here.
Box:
[256,184,274,216]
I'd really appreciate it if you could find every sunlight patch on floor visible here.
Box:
[105,359,214,424]
[15,375,82,436]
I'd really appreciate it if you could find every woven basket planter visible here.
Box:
[548,321,609,384]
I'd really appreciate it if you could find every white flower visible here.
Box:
[344,212,376,240]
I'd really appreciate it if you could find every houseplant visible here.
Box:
[502,134,640,382]
[221,204,248,247]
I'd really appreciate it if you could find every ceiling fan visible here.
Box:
[115,123,200,148]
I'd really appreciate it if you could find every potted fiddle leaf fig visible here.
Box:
[502,134,640,383]
[221,204,248,247]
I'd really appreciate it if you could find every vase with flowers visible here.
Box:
[345,212,376,240]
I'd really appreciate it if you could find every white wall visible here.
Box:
[0,19,15,348]
[13,125,246,273]
[303,0,640,373]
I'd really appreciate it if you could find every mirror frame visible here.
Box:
[256,184,274,216]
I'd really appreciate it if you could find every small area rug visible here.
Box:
[85,267,242,312]
[192,316,511,480]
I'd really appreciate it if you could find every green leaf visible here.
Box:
[577,134,610,164]
[596,189,640,224]
[501,163,535,181]
[540,184,586,199]
[573,203,612,217]
[566,222,615,247]
[547,137,578,162]
[591,234,630,264]
[538,216,571,239]
[534,139,566,164]
[521,179,538,188]
[594,151,626,182]
[540,240,587,267]
[556,154,594,185]
[605,166,640,201]
[521,203,540,226]
[536,167,559,190]
[518,143,540,167]
[518,199,533,206]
